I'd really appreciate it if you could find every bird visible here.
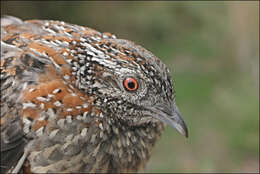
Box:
[0,16,188,173]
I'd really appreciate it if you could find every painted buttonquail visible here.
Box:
[0,16,188,173]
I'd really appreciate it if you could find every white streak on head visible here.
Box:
[44,28,56,34]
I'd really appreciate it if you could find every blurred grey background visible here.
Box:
[1,1,259,173]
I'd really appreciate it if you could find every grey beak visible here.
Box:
[147,102,188,138]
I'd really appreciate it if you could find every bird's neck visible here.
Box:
[99,120,165,172]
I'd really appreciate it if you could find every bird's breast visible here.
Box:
[23,120,164,173]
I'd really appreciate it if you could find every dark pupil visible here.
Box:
[128,81,135,89]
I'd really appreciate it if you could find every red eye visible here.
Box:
[123,77,138,91]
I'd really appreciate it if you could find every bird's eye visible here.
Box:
[123,77,138,91]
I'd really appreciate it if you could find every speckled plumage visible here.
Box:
[0,16,188,173]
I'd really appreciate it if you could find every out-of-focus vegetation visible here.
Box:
[1,1,259,173]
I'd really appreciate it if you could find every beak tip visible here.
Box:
[172,105,189,138]
[170,120,189,138]
[183,123,189,138]
[180,123,189,138]
[185,129,189,138]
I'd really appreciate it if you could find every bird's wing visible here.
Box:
[0,15,110,173]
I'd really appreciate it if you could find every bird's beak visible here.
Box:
[147,102,188,138]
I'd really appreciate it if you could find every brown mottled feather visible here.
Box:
[1,16,187,173]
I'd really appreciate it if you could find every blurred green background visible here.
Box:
[1,1,259,173]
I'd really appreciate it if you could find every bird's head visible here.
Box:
[74,38,188,137]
